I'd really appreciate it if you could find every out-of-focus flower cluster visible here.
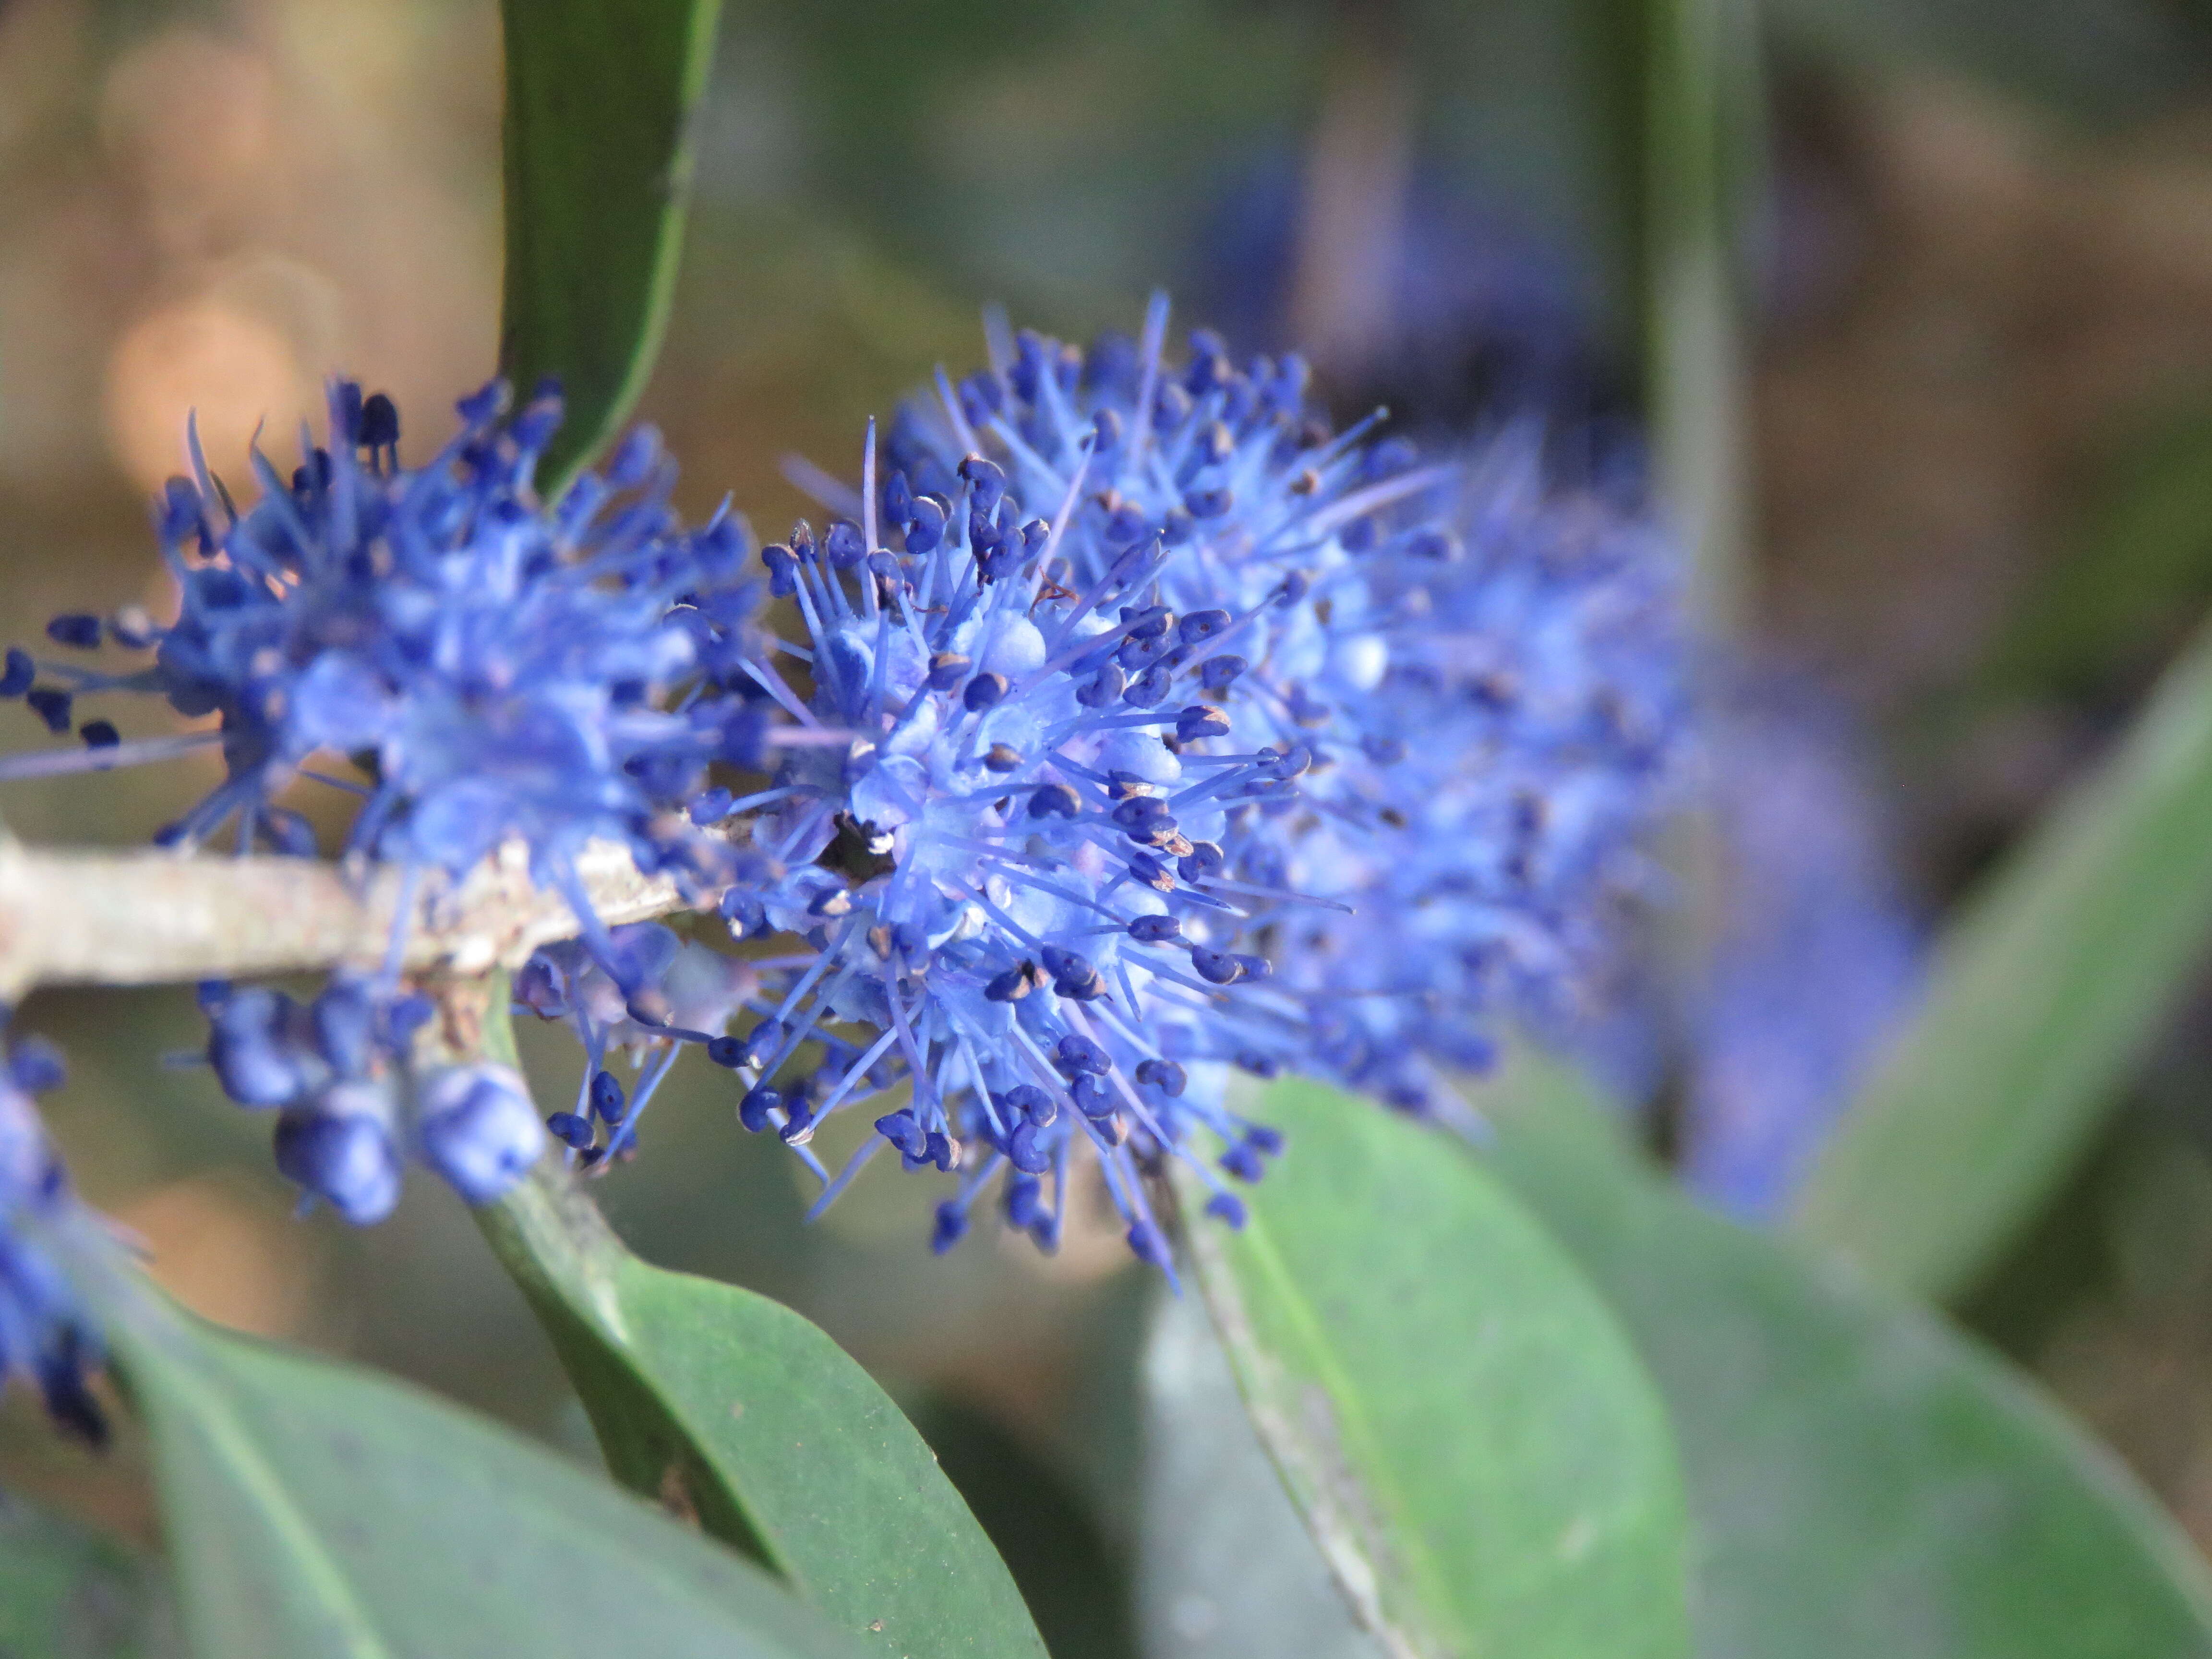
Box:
[527,299,1683,1262]
[0,1032,104,1441]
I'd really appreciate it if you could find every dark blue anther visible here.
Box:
[875,1109,928,1158]
[1111,796,1167,829]
[0,649,32,698]
[906,495,946,553]
[1123,666,1172,708]
[1028,781,1080,818]
[721,890,768,938]
[883,469,915,525]
[741,1020,784,1068]
[1128,852,1176,892]
[1246,1124,1286,1155]
[1122,604,1172,640]
[1190,948,1243,986]
[1220,1140,1266,1182]
[1076,664,1125,707]
[807,887,854,919]
[926,1130,956,1172]
[1178,609,1230,645]
[589,1070,628,1123]
[547,1111,595,1151]
[1184,487,1233,518]
[1126,1220,1171,1268]
[24,687,71,733]
[689,787,735,825]
[706,1035,745,1069]
[1055,1033,1110,1075]
[78,721,120,749]
[1001,1083,1055,1125]
[275,1106,401,1226]
[739,1085,781,1134]
[1205,1191,1248,1227]
[963,672,1008,712]
[1070,1073,1113,1118]
[958,455,1007,513]
[358,392,401,450]
[1041,946,1105,1000]
[778,1102,816,1145]
[1008,1120,1049,1174]
[984,743,1022,773]
[1234,953,1273,981]
[45,614,100,649]
[931,1200,968,1254]
[1091,408,1122,450]
[926,651,970,690]
[1006,1174,1046,1229]
[1235,1052,1281,1078]
[1176,705,1231,743]
[823,520,866,568]
[1178,842,1225,882]
[985,961,1040,1002]
[1128,914,1182,943]
[761,543,798,597]
[1198,654,1246,691]
[1136,1058,1186,1096]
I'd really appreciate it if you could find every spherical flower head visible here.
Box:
[0,1034,106,1443]
[693,298,1682,1256]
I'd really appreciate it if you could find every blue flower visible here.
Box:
[0,1033,105,1443]
[2,380,774,971]
[611,296,1681,1260]
[1681,679,1922,1218]
[2,381,789,1211]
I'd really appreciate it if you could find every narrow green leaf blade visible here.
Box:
[0,1499,176,1659]
[1480,1052,2212,1659]
[92,1265,865,1659]
[1184,1075,1692,1659]
[478,1164,1048,1659]
[498,0,721,485]
[1792,615,2212,1298]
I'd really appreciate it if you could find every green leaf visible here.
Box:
[1182,1074,1692,1659]
[0,1498,177,1659]
[1791,613,2212,1299]
[498,0,722,487]
[1478,1050,2212,1659]
[79,1251,866,1659]
[474,1011,1047,1659]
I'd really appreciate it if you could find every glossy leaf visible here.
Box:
[499,0,721,486]
[1182,1074,1691,1659]
[475,1013,1047,1659]
[1478,1050,2212,1659]
[81,1249,865,1659]
[0,1498,176,1659]
[1792,614,2212,1298]
[1139,1287,1382,1659]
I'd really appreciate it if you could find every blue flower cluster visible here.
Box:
[0,1032,104,1442]
[523,298,1681,1261]
[3,381,783,1219]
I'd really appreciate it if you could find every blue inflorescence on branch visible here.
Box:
[0,1032,105,1441]
[1,380,784,1221]
[521,297,1683,1263]
[3,298,1682,1262]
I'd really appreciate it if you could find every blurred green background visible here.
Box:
[15,0,2212,1649]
